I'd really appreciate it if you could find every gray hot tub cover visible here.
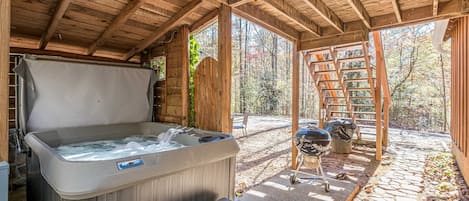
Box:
[14,56,156,132]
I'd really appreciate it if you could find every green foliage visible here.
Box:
[188,35,200,127]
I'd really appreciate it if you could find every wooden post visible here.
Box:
[0,0,10,162]
[383,102,390,147]
[181,25,190,127]
[218,5,232,133]
[373,32,383,160]
[318,92,324,128]
[292,41,300,169]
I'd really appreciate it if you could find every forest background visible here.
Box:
[190,16,450,133]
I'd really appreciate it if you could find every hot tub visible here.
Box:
[26,122,239,201]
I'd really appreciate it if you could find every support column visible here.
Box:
[218,5,232,133]
[383,102,390,147]
[181,25,190,127]
[373,32,383,160]
[292,41,300,169]
[0,0,10,162]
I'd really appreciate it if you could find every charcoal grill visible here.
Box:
[290,126,331,192]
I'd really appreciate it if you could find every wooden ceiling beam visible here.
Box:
[228,0,252,7]
[190,9,218,33]
[303,0,344,33]
[433,0,439,16]
[124,0,204,60]
[87,0,145,55]
[299,30,368,50]
[11,47,137,63]
[263,0,321,37]
[346,0,371,29]
[372,0,463,30]
[391,0,402,22]
[39,0,72,49]
[234,4,300,41]
[233,4,300,41]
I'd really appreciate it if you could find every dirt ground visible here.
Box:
[232,115,469,201]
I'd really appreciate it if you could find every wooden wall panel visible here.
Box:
[450,16,469,186]
[152,26,189,125]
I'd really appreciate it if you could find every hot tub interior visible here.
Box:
[26,122,239,201]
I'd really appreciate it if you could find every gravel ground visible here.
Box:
[233,116,469,201]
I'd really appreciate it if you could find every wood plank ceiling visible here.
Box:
[9,0,467,61]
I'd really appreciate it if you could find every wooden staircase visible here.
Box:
[303,41,382,142]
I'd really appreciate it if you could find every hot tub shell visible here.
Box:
[26,122,239,201]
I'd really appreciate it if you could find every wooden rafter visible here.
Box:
[229,0,252,7]
[263,0,321,37]
[391,0,402,22]
[190,9,218,33]
[233,4,300,41]
[39,0,72,49]
[87,0,145,55]
[346,0,371,29]
[373,1,461,29]
[433,0,439,16]
[303,0,344,33]
[124,0,204,60]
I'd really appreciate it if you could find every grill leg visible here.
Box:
[318,157,330,192]
[290,153,304,185]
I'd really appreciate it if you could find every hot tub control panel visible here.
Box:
[117,159,144,170]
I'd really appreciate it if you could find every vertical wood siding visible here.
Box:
[152,26,190,125]
[450,16,469,185]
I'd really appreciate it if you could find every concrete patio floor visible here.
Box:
[240,169,359,201]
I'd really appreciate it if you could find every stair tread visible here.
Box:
[318,80,340,82]
[352,104,375,107]
[315,70,336,74]
[311,60,333,65]
[344,78,374,82]
[354,111,376,114]
[350,96,374,99]
[341,68,368,72]
[347,88,371,91]
[329,111,352,113]
[337,56,368,63]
